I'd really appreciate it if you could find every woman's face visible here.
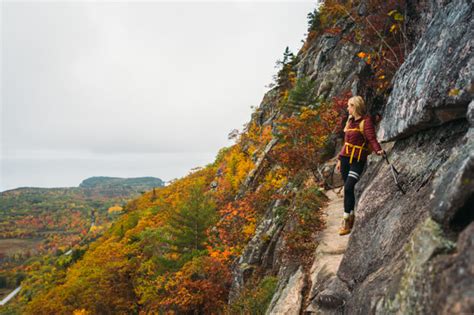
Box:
[347,101,355,116]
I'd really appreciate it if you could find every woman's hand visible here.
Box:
[336,160,341,171]
[376,150,385,156]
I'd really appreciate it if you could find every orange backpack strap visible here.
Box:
[359,118,365,134]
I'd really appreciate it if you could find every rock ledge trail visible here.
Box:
[305,188,349,314]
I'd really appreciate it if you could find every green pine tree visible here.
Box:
[284,77,319,113]
[307,8,321,32]
[158,181,217,270]
[275,47,297,89]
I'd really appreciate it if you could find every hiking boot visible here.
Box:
[338,218,351,236]
[348,214,355,230]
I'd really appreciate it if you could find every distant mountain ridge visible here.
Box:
[1,176,164,194]
[79,176,164,189]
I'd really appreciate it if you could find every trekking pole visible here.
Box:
[382,152,406,194]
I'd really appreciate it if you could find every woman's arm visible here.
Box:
[363,116,383,155]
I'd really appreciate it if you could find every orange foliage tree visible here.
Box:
[156,256,231,313]
[269,97,344,178]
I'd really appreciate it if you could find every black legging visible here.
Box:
[340,156,366,214]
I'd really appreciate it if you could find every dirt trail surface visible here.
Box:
[313,189,348,272]
[305,188,349,313]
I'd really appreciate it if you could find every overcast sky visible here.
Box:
[1,0,316,191]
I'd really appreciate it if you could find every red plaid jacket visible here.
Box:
[338,115,382,163]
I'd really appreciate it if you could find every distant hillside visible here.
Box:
[79,176,164,190]
[0,176,164,283]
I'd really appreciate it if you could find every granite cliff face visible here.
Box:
[229,0,473,313]
[377,0,472,141]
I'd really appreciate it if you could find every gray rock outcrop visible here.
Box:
[377,0,473,141]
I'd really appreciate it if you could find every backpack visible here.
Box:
[358,119,373,155]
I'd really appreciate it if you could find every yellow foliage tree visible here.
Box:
[107,205,123,214]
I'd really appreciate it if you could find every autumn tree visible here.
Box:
[157,256,231,313]
[23,240,137,315]
[269,82,347,178]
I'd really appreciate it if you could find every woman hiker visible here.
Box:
[336,96,385,236]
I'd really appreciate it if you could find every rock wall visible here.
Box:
[377,0,472,141]
[296,18,364,100]
[311,0,473,313]
[336,119,471,314]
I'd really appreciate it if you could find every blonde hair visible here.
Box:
[348,96,367,117]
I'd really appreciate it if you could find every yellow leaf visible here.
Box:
[388,10,397,16]
[394,12,404,21]
[448,88,460,96]
[243,222,256,236]
[390,24,397,33]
